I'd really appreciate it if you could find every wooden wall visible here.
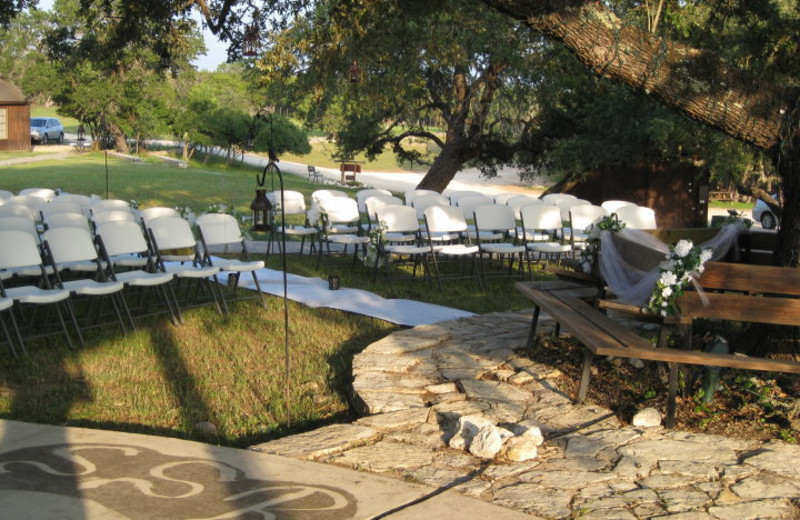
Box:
[564,163,709,229]
[0,103,31,152]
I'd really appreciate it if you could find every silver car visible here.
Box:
[753,194,780,230]
[30,117,64,144]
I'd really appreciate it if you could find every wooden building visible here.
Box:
[0,78,31,152]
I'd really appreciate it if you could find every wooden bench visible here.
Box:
[516,265,800,427]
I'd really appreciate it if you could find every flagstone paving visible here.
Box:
[252,310,800,519]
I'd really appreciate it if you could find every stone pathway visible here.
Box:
[252,311,800,519]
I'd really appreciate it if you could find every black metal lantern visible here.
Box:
[243,23,260,57]
[250,174,272,232]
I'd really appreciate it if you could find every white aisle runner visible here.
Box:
[219,267,474,327]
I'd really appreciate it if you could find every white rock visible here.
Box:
[504,436,539,462]
[469,424,513,459]
[510,420,545,446]
[448,415,496,450]
[632,408,662,428]
[628,358,645,369]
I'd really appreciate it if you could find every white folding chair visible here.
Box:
[446,190,483,206]
[90,199,132,215]
[95,220,180,325]
[91,209,137,228]
[520,204,572,268]
[404,189,438,206]
[356,189,392,215]
[373,205,431,284]
[196,213,266,308]
[43,212,92,232]
[423,205,483,289]
[541,193,577,205]
[616,205,657,230]
[569,204,609,251]
[268,190,318,256]
[0,230,80,350]
[311,189,349,205]
[19,188,56,202]
[364,195,403,233]
[494,192,521,205]
[316,197,371,269]
[601,200,635,213]
[42,226,133,335]
[146,216,227,315]
[40,201,83,224]
[0,190,14,203]
[473,204,527,279]
[411,193,449,220]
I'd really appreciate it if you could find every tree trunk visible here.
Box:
[110,123,129,153]
[417,135,469,192]
[774,138,800,268]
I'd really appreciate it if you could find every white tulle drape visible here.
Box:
[598,224,744,306]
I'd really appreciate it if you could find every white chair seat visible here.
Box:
[0,297,12,311]
[114,270,174,287]
[280,225,317,236]
[435,244,479,255]
[527,242,572,254]
[480,243,525,255]
[212,258,265,272]
[386,244,430,255]
[327,235,371,245]
[60,279,125,296]
[110,254,149,268]
[383,232,417,243]
[329,224,359,234]
[59,260,108,272]
[5,285,71,304]
[163,263,221,279]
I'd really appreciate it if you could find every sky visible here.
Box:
[35,0,230,71]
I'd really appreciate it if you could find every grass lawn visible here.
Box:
[0,152,536,447]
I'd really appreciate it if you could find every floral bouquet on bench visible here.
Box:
[646,239,713,317]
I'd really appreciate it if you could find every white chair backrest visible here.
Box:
[147,216,197,250]
[19,187,56,201]
[404,189,438,206]
[365,195,402,221]
[318,197,360,225]
[493,192,521,205]
[44,212,91,231]
[601,200,635,213]
[196,213,244,245]
[474,204,516,232]
[0,204,37,221]
[555,198,590,222]
[91,210,137,226]
[40,201,83,221]
[570,205,609,232]
[456,194,494,220]
[5,195,45,219]
[615,205,657,230]
[139,206,180,226]
[271,190,307,215]
[356,189,392,213]
[0,189,14,202]
[506,194,541,211]
[376,205,420,234]
[0,215,39,237]
[90,199,131,214]
[446,190,483,205]
[311,189,349,205]
[54,193,92,208]
[541,193,577,205]
[0,230,44,269]
[96,220,149,257]
[411,194,449,219]
[43,226,100,263]
[424,205,469,234]
[520,204,564,232]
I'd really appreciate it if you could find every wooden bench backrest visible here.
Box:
[677,262,800,326]
[697,262,800,296]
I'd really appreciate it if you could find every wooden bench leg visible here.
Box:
[526,305,541,351]
[577,350,594,402]
[666,362,679,428]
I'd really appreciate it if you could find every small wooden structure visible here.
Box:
[340,162,361,183]
[0,78,31,152]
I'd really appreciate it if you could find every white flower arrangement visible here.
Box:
[174,205,197,225]
[578,213,626,274]
[362,220,387,269]
[646,239,714,317]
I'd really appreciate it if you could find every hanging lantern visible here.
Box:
[349,60,361,83]
[243,23,260,57]
[250,187,272,232]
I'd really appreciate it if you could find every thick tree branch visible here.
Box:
[480,0,798,152]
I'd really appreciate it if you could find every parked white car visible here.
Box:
[753,195,780,230]
[30,117,64,144]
